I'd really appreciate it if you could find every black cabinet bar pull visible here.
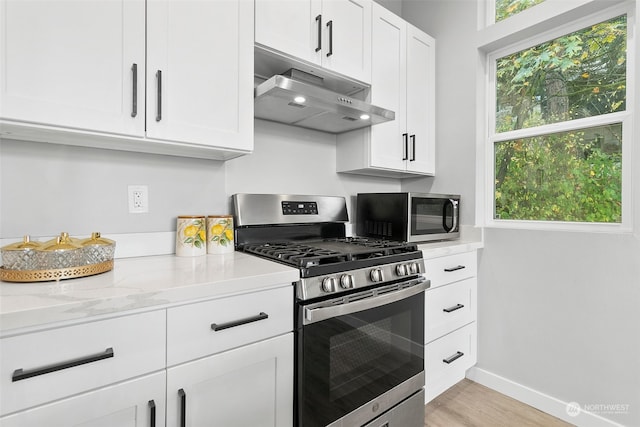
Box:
[443,303,465,313]
[444,265,466,272]
[402,133,408,160]
[211,312,269,331]
[148,400,156,427]
[411,134,416,161]
[131,63,138,118]
[178,389,186,427]
[326,20,333,57]
[12,347,114,382]
[155,70,162,122]
[443,351,464,364]
[315,15,322,52]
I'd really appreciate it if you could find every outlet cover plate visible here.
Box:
[128,185,149,213]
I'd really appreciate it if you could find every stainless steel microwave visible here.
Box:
[356,193,460,243]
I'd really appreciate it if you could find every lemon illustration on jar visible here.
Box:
[208,217,234,248]
[181,218,205,249]
[184,225,198,237]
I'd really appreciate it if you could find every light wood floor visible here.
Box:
[425,379,575,427]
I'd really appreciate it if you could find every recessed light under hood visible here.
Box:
[254,69,395,134]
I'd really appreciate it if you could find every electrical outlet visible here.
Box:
[128,185,149,213]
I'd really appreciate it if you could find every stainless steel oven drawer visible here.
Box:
[362,389,425,427]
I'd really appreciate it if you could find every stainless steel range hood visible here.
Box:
[254,69,395,134]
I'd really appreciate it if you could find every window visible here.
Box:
[495,0,546,22]
[486,8,632,229]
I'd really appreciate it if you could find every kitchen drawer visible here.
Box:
[167,285,293,366]
[0,310,166,416]
[425,322,476,402]
[423,251,477,289]
[425,278,476,343]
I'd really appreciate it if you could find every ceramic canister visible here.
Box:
[176,216,206,257]
[206,215,234,254]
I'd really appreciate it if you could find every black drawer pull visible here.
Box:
[326,20,333,57]
[315,14,322,52]
[211,312,269,331]
[443,351,464,364]
[178,389,186,427]
[131,63,138,118]
[155,70,162,122]
[444,265,466,272]
[148,400,156,427]
[443,303,465,313]
[12,347,114,382]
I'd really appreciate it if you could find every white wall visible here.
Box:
[0,138,227,237]
[226,119,401,220]
[401,1,640,425]
[0,120,400,239]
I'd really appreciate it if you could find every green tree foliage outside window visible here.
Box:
[494,15,626,223]
[496,0,545,22]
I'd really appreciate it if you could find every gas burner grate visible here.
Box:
[241,238,419,270]
[332,237,417,251]
[242,243,350,268]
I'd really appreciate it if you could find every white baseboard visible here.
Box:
[466,367,626,427]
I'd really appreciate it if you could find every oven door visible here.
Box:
[296,278,427,427]
[409,195,459,242]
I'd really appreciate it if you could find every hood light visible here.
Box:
[360,114,370,120]
[294,96,306,104]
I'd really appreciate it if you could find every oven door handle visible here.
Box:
[303,279,429,325]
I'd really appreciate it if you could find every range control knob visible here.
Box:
[370,268,384,282]
[339,274,355,289]
[321,277,337,293]
[408,262,420,274]
[395,264,408,277]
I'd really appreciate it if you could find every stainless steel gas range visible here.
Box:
[233,194,428,427]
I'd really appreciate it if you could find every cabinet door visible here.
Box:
[368,4,406,171]
[255,0,322,64]
[406,25,435,175]
[167,334,293,427]
[146,0,253,151]
[321,0,372,83]
[0,0,145,136]
[0,372,165,427]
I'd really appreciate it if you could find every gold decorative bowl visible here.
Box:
[0,232,115,283]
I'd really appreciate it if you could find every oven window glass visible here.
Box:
[298,291,424,427]
[411,198,453,234]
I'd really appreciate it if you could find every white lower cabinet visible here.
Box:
[424,250,478,403]
[166,333,293,427]
[0,310,166,416]
[425,322,477,403]
[0,372,165,427]
[0,283,295,426]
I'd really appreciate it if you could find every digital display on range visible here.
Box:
[282,201,318,215]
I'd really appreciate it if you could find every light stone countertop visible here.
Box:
[0,230,483,336]
[0,252,299,335]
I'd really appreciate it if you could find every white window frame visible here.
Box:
[478,1,635,233]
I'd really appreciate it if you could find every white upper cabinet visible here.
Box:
[146,0,253,151]
[337,4,435,177]
[0,0,145,136]
[368,6,406,171]
[0,0,253,160]
[406,24,435,175]
[255,0,372,83]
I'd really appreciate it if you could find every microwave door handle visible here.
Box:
[303,279,429,325]
[443,199,458,233]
